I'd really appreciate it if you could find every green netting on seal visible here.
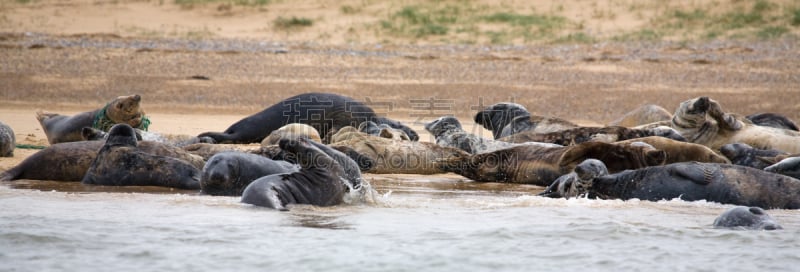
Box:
[91,103,151,132]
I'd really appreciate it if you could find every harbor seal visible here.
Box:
[358,121,410,141]
[667,96,800,153]
[764,156,800,180]
[473,102,531,139]
[260,123,322,146]
[0,121,14,157]
[330,126,469,175]
[37,94,148,144]
[720,143,787,169]
[713,206,782,230]
[616,136,730,164]
[439,141,666,186]
[1,135,205,182]
[540,159,800,209]
[425,116,559,154]
[81,124,202,189]
[499,126,685,145]
[498,114,580,139]
[82,127,213,147]
[746,113,799,131]
[241,138,355,210]
[198,92,418,144]
[201,152,300,196]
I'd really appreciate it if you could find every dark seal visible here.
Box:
[713,206,782,230]
[201,152,301,196]
[473,102,531,139]
[82,124,201,189]
[2,136,204,182]
[241,137,362,210]
[720,143,787,170]
[198,92,418,144]
[746,113,799,131]
[540,159,800,209]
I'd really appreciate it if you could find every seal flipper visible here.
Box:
[669,163,712,185]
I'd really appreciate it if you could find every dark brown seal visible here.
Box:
[82,124,201,189]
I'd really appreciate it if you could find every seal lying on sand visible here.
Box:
[329,126,469,175]
[198,92,418,144]
[473,102,578,139]
[260,123,322,146]
[37,94,148,144]
[713,206,782,230]
[616,136,730,164]
[82,127,213,147]
[746,113,799,131]
[608,104,672,128]
[425,116,559,154]
[82,124,202,189]
[663,96,800,153]
[720,143,787,170]
[358,121,410,141]
[439,141,666,186]
[764,156,800,180]
[0,121,14,157]
[201,152,300,196]
[1,135,205,182]
[241,138,363,210]
[540,159,800,209]
[498,126,685,145]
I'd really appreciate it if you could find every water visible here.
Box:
[1,175,799,272]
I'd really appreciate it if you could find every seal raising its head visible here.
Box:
[82,124,201,189]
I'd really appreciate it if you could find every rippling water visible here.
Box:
[1,175,799,271]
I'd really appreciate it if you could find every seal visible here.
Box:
[498,125,686,145]
[608,104,672,127]
[764,156,800,179]
[540,159,800,209]
[667,96,800,153]
[198,92,418,144]
[439,141,666,186]
[358,121,410,141]
[0,121,15,157]
[329,126,469,175]
[498,114,580,139]
[82,127,213,147]
[746,113,799,131]
[1,134,205,182]
[616,136,730,164]
[241,138,359,210]
[425,116,560,154]
[720,143,787,169]
[713,206,783,230]
[81,124,202,189]
[260,123,322,146]
[201,152,300,196]
[473,102,532,139]
[36,94,148,144]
